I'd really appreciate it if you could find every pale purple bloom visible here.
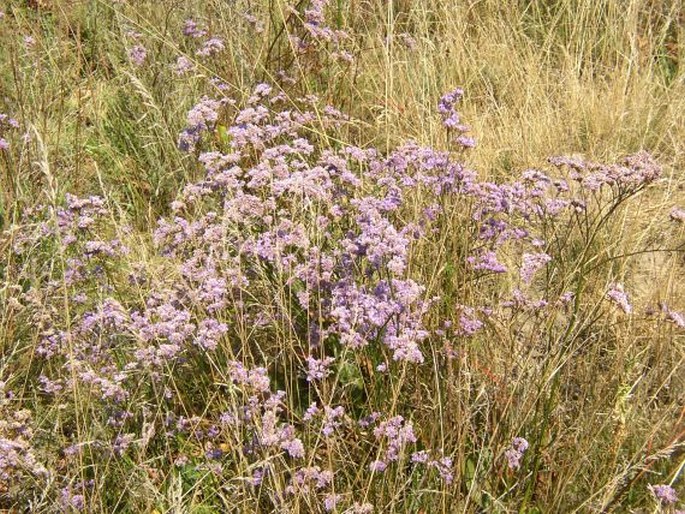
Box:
[607,284,632,314]
[411,451,430,464]
[369,460,387,472]
[195,318,228,351]
[512,437,529,452]
[178,96,222,152]
[371,416,417,469]
[670,207,685,222]
[303,402,319,422]
[520,252,552,284]
[347,502,374,514]
[468,251,507,273]
[438,88,463,116]
[322,406,344,436]
[174,56,194,75]
[433,456,454,483]
[183,19,207,38]
[650,484,678,505]
[324,493,343,511]
[281,437,305,458]
[551,151,661,191]
[505,437,529,470]
[285,466,333,496]
[358,412,380,429]
[457,305,483,336]
[251,467,265,486]
[666,309,685,328]
[128,45,147,66]
[399,32,417,50]
[197,37,225,57]
[113,433,135,457]
[60,489,85,511]
[305,355,334,382]
[558,291,575,305]
[455,135,476,148]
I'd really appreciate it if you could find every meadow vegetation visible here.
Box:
[0,0,684,512]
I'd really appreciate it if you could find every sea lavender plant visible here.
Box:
[607,283,632,314]
[504,437,529,470]
[650,484,679,505]
[1,61,678,512]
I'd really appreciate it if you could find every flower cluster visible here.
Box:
[177,96,227,152]
[369,416,417,471]
[0,112,20,150]
[128,44,147,66]
[650,484,679,505]
[549,151,661,192]
[505,437,529,470]
[286,0,354,63]
[438,88,475,148]
[607,284,632,314]
[670,207,685,222]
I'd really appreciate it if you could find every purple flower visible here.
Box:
[411,450,430,463]
[358,412,380,429]
[369,460,387,472]
[505,436,529,470]
[250,467,265,486]
[650,484,678,505]
[512,437,529,452]
[60,488,85,511]
[113,433,135,457]
[455,135,476,149]
[174,56,194,75]
[205,447,223,460]
[520,252,551,284]
[438,88,464,116]
[183,19,207,38]
[195,318,228,351]
[324,493,343,511]
[281,437,305,458]
[197,37,225,57]
[457,305,483,336]
[303,402,320,422]
[468,251,507,273]
[666,309,685,328]
[432,456,454,484]
[607,284,632,314]
[348,502,374,513]
[371,416,417,469]
[128,45,147,66]
[177,96,223,152]
[670,207,685,222]
[322,406,344,436]
[305,355,335,382]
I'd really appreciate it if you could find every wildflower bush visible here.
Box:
[0,1,684,512]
